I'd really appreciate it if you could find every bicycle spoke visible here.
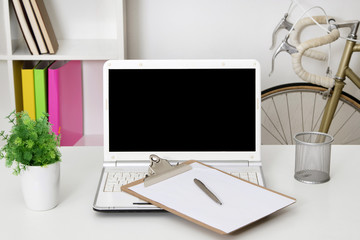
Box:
[333,102,345,119]
[327,101,344,135]
[301,92,305,133]
[272,98,288,144]
[344,135,360,144]
[261,124,284,144]
[332,110,357,138]
[261,106,287,144]
[313,99,343,132]
[286,93,293,144]
[311,96,326,132]
[311,108,325,132]
[311,92,317,131]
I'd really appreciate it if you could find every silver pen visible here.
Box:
[194,178,222,205]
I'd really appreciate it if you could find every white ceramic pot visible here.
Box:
[21,161,60,211]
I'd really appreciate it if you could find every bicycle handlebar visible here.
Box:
[270,15,341,89]
[289,15,330,61]
[291,27,340,88]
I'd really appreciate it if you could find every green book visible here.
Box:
[34,61,54,120]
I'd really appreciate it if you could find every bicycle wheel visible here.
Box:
[261,83,360,144]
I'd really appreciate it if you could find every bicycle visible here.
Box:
[261,8,360,145]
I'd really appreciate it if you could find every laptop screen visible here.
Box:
[108,68,256,152]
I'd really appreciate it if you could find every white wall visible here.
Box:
[125,0,360,99]
[2,0,360,143]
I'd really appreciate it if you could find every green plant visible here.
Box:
[0,111,61,175]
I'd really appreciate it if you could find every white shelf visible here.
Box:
[10,39,122,60]
[0,0,126,146]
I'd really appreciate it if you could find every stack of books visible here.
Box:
[11,0,58,55]
[15,60,83,146]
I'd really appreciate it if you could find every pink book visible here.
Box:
[48,60,83,146]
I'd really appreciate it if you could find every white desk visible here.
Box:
[0,145,359,240]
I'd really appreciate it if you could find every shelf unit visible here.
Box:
[0,0,127,146]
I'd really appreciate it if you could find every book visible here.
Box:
[29,0,59,54]
[21,61,40,120]
[13,61,24,113]
[11,0,39,55]
[48,60,83,146]
[34,61,53,119]
[22,0,48,54]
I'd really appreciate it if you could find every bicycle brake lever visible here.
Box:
[270,13,294,50]
[269,36,298,77]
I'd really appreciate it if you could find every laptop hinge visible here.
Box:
[107,160,259,167]
[114,160,150,167]
[202,160,250,167]
[104,161,116,167]
[249,161,262,167]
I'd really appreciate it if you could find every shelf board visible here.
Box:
[10,39,123,60]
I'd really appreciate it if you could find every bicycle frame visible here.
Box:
[319,21,360,133]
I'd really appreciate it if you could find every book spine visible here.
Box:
[30,0,58,54]
[48,60,83,146]
[48,65,60,135]
[22,0,48,54]
[21,62,37,120]
[11,0,39,55]
[34,62,52,119]
[13,61,24,112]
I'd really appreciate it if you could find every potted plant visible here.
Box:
[0,111,61,211]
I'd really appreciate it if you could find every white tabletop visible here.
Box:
[0,145,359,240]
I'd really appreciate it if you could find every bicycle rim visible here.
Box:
[261,83,360,144]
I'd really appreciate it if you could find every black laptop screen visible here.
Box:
[108,69,256,152]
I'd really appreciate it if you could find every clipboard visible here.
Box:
[121,155,296,235]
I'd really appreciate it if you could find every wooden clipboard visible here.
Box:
[121,158,296,235]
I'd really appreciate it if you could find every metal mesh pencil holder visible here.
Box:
[294,132,334,184]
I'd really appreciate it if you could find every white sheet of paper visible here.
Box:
[129,163,295,234]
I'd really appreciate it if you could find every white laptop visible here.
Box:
[93,59,264,211]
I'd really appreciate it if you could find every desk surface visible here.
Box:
[0,145,359,240]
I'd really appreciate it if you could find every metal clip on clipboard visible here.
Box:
[144,154,192,187]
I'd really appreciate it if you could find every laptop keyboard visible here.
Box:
[103,170,261,192]
[104,172,147,192]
